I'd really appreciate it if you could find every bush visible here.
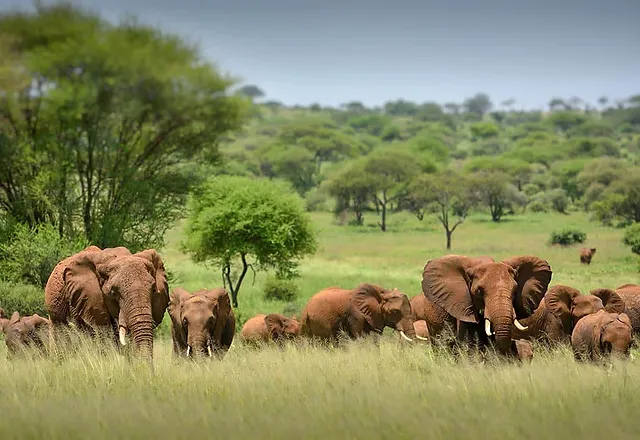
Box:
[548,228,587,246]
[263,275,300,302]
[528,199,549,213]
[546,188,570,214]
[623,223,640,255]
[0,282,47,316]
[0,223,88,288]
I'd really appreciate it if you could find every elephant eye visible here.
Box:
[182,318,188,327]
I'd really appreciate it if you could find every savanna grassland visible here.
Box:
[1,212,639,440]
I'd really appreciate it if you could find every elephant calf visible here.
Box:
[571,310,633,362]
[580,248,596,265]
[2,311,52,358]
[240,313,300,345]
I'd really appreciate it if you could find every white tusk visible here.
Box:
[485,319,494,337]
[207,345,213,358]
[119,327,127,346]
[186,346,191,357]
[514,319,528,331]
[399,331,413,342]
[415,335,430,341]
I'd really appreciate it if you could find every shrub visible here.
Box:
[0,223,88,288]
[0,282,47,316]
[548,228,587,246]
[622,223,640,255]
[528,199,549,213]
[546,188,570,214]
[263,275,300,302]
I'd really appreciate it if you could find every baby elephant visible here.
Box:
[2,311,51,358]
[571,310,633,362]
[241,313,300,344]
[580,248,596,265]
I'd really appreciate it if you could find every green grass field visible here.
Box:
[1,211,639,439]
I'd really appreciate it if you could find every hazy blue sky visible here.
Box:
[1,0,638,109]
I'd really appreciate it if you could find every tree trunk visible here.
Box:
[446,229,452,250]
[380,202,387,232]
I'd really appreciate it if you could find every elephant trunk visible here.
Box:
[122,299,154,361]
[485,296,515,355]
[396,317,417,342]
[187,334,214,358]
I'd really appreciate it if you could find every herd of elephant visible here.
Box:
[1,246,639,365]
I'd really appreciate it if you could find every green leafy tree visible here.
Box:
[323,161,375,226]
[471,172,525,222]
[469,122,500,140]
[622,224,640,255]
[592,174,640,226]
[407,172,476,249]
[236,84,265,100]
[462,93,493,118]
[0,3,246,249]
[362,150,422,231]
[181,176,317,307]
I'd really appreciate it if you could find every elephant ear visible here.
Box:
[205,288,232,345]
[167,288,192,345]
[544,285,580,334]
[590,288,626,314]
[351,284,386,331]
[63,255,105,306]
[134,249,169,326]
[265,314,285,339]
[421,255,476,323]
[503,255,552,318]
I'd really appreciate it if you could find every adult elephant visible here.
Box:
[612,284,640,334]
[512,286,625,344]
[421,254,552,356]
[300,283,417,343]
[168,287,235,359]
[45,245,169,360]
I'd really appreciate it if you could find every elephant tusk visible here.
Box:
[118,327,127,346]
[207,345,213,358]
[485,319,494,337]
[514,319,528,331]
[415,335,430,341]
[186,346,191,357]
[399,331,413,342]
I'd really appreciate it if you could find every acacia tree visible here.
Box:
[0,3,246,249]
[181,176,317,307]
[363,150,421,231]
[407,172,476,249]
[323,161,375,226]
[471,171,526,222]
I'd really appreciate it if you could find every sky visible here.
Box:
[1,0,638,109]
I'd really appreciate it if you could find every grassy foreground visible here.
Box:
[1,211,640,439]
[1,338,640,439]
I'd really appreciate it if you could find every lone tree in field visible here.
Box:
[407,172,476,249]
[181,176,317,307]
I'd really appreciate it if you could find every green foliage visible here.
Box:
[470,172,526,222]
[0,222,88,288]
[591,174,640,226]
[0,282,47,316]
[469,122,500,140]
[262,275,300,302]
[181,176,317,307]
[622,223,640,255]
[0,3,246,250]
[548,228,587,246]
